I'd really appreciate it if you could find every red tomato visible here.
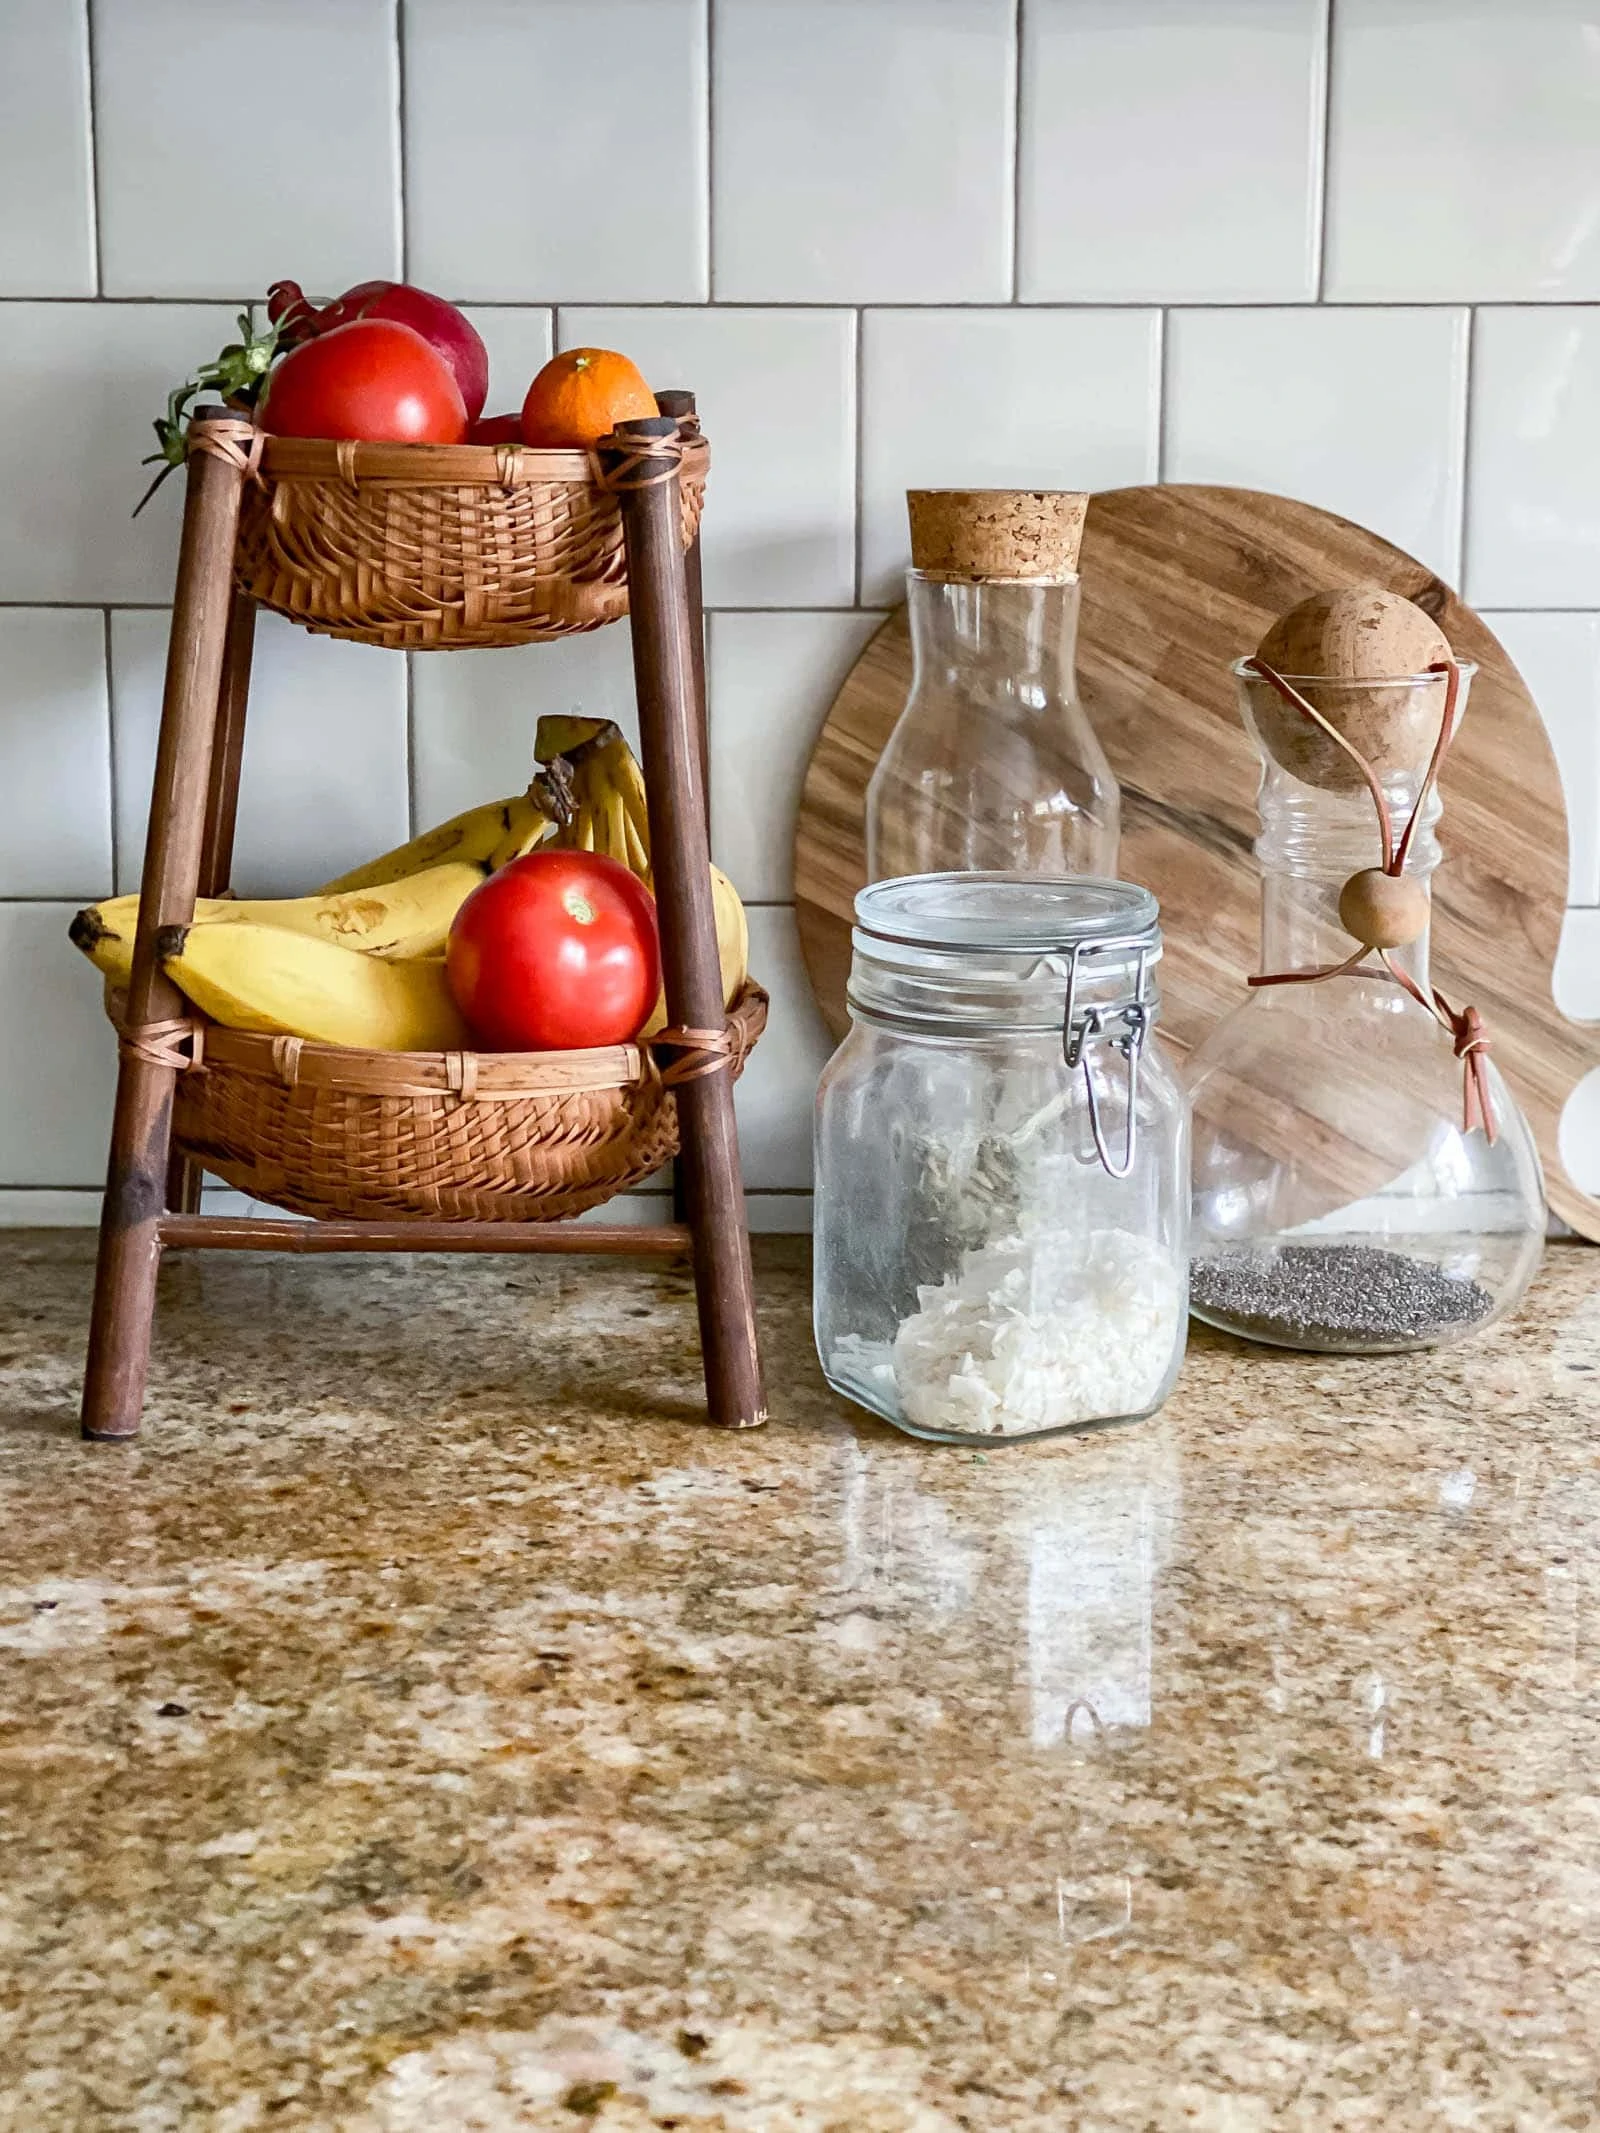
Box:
[259,319,467,443]
[466,412,525,444]
[446,851,661,1051]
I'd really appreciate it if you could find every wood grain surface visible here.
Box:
[794,484,1600,1240]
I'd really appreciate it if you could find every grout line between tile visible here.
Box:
[83,0,103,297]
[1009,0,1024,304]
[1456,305,1477,595]
[403,652,418,837]
[1313,0,1335,302]
[7,294,1600,312]
[1155,309,1171,483]
[0,891,797,908]
[102,608,117,890]
[0,599,892,620]
[851,309,865,606]
[394,0,410,281]
[704,0,716,302]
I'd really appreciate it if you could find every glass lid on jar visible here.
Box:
[849,873,1161,1036]
[856,872,1155,950]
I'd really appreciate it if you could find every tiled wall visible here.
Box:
[2,0,1599,1227]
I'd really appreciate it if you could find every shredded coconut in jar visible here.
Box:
[864,1227,1182,1439]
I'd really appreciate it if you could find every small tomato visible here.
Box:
[446,850,661,1051]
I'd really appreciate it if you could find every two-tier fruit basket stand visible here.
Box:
[80,399,767,1440]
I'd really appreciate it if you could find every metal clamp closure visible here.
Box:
[1062,937,1154,1179]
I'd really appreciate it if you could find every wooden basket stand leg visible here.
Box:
[81,410,248,1440]
[166,588,257,1217]
[653,391,708,1232]
[604,415,767,1430]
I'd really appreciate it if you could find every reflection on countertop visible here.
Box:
[1,1233,1598,2129]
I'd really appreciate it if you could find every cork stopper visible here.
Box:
[1247,585,1455,791]
[907,489,1087,582]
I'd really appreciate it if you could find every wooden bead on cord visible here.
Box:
[1337,865,1430,950]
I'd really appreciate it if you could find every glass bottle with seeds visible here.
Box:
[813,874,1189,1444]
[1185,588,1545,1354]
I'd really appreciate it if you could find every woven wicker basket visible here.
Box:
[161,984,766,1223]
[233,432,709,651]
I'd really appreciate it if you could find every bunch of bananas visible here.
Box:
[533,715,748,1035]
[70,722,747,1055]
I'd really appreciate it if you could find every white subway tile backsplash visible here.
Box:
[708,610,883,903]
[0,906,116,1187]
[735,906,837,1191]
[0,611,111,899]
[1554,910,1599,1214]
[0,0,1598,1230]
[1466,309,1600,609]
[463,309,554,427]
[110,611,408,899]
[1326,0,1600,302]
[93,0,400,299]
[1560,1069,1600,1196]
[860,308,1160,603]
[558,307,856,607]
[1019,0,1325,303]
[1554,907,1600,1023]
[0,303,234,602]
[1164,306,1469,582]
[0,0,93,295]
[1554,911,1600,1197]
[410,628,643,834]
[713,0,1015,303]
[406,0,707,303]
[1480,611,1600,906]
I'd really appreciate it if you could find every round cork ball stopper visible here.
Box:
[907,490,1087,582]
[1338,867,1431,950]
[1248,586,1455,791]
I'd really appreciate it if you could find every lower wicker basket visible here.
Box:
[162,984,767,1223]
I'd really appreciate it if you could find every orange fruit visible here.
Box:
[520,348,658,449]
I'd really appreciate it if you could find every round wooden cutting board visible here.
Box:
[794,484,1600,1241]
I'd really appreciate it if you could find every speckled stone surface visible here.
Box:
[1,1234,1599,2130]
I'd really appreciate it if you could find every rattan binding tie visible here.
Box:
[492,443,531,490]
[444,1051,480,1104]
[653,1024,734,1087]
[188,417,265,485]
[120,1017,204,1073]
[270,1035,306,1088]
[591,431,685,493]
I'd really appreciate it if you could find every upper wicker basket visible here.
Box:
[231,429,709,652]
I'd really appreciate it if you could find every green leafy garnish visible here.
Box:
[133,309,283,517]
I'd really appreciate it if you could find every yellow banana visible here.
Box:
[536,718,750,1026]
[71,861,487,988]
[162,921,468,1051]
[638,866,748,1038]
[318,786,551,893]
[533,714,615,761]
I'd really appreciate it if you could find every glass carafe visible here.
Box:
[1186,661,1545,1354]
[866,490,1119,882]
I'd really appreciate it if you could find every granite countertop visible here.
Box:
[1,1233,1598,2130]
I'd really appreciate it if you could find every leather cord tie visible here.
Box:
[187,416,266,486]
[119,1017,204,1073]
[653,1023,734,1087]
[1242,653,1498,1145]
